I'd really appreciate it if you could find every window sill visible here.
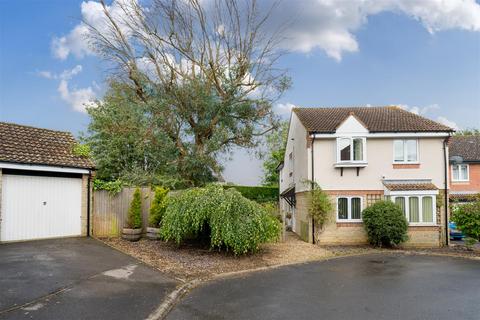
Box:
[336,220,363,224]
[392,163,420,169]
[334,162,368,168]
[408,224,439,227]
[452,180,469,183]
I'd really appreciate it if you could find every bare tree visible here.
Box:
[85,0,289,184]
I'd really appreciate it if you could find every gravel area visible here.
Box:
[100,232,376,281]
[100,233,479,282]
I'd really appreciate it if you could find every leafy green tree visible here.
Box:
[455,128,480,136]
[127,188,143,229]
[83,0,290,187]
[261,121,288,186]
[308,183,333,227]
[149,187,169,227]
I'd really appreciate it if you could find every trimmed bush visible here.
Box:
[451,198,480,241]
[223,185,278,203]
[126,188,142,229]
[160,185,281,254]
[149,186,169,227]
[308,184,333,227]
[362,200,408,247]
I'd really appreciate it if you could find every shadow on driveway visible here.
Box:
[0,237,177,320]
[167,253,480,320]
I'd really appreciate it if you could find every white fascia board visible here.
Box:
[0,162,90,174]
[384,190,440,196]
[312,132,451,139]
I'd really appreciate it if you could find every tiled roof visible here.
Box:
[383,180,438,191]
[0,122,95,169]
[293,106,454,133]
[450,135,480,162]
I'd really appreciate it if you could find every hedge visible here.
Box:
[223,185,278,203]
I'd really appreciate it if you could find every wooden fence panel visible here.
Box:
[92,187,153,237]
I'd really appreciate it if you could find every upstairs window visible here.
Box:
[394,139,418,163]
[452,164,469,182]
[337,137,366,162]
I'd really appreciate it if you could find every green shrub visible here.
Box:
[451,199,480,241]
[160,185,280,254]
[222,185,278,203]
[362,200,408,247]
[126,188,143,229]
[308,184,333,227]
[93,179,124,195]
[149,186,169,227]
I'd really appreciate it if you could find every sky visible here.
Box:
[1,0,479,185]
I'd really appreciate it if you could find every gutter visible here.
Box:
[311,136,315,244]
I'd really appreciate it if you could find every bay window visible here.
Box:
[394,139,418,163]
[452,164,469,182]
[391,195,435,224]
[337,196,362,222]
[337,137,366,163]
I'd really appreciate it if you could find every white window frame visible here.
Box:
[393,139,419,164]
[336,196,363,222]
[336,137,367,163]
[390,194,436,225]
[451,164,469,182]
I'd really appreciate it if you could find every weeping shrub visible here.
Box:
[362,200,408,247]
[160,185,281,254]
[126,188,142,229]
[149,186,169,227]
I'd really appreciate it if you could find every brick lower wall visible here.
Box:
[81,174,90,236]
[293,189,446,247]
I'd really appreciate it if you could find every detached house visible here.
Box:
[279,106,454,247]
[449,135,480,203]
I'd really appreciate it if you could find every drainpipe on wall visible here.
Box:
[443,138,449,246]
[311,135,315,244]
[87,170,91,237]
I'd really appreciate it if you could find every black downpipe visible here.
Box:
[311,136,315,244]
[87,171,91,237]
[443,139,449,246]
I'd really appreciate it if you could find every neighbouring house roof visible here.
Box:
[383,179,438,191]
[292,106,454,133]
[450,135,480,162]
[0,122,95,169]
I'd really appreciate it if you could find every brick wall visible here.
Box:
[293,189,444,247]
[80,174,91,236]
[450,163,480,193]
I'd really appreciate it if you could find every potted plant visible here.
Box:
[122,188,143,241]
[147,186,169,240]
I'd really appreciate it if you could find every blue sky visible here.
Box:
[1,1,479,185]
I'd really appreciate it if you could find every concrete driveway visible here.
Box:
[167,254,480,320]
[0,237,177,320]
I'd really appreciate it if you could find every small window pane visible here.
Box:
[452,165,459,181]
[339,138,351,161]
[406,140,417,162]
[409,197,420,222]
[338,198,348,220]
[394,140,404,162]
[353,139,363,161]
[422,197,433,223]
[460,165,468,180]
[395,197,405,214]
[351,198,361,219]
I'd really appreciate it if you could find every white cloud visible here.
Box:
[436,116,459,130]
[58,79,97,113]
[398,103,440,115]
[274,102,295,116]
[51,0,136,60]
[54,0,480,62]
[37,65,97,112]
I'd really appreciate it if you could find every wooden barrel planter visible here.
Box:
[121,228,142,241]
[146,227,161,240]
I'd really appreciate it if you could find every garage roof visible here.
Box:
[0,122,95,169]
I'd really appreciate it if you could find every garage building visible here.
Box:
[0,122,94,242]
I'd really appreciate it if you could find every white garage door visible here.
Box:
[1,174,82,242]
